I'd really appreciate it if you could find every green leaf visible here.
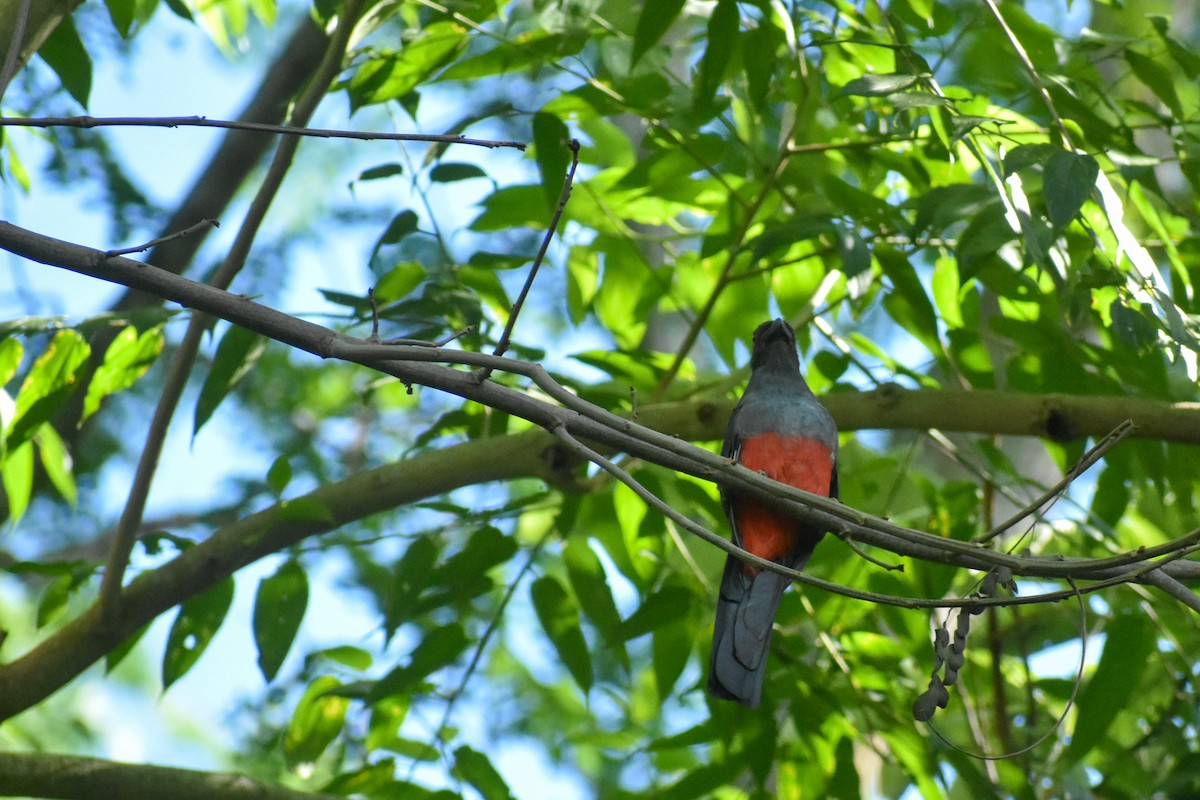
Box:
[470,184,547,231]
[38,17,92,107]
[370,211,422,269]
[0,336,23,386]
[384,537,440,640]
[105,0,159,37]
[563,537,624,646]
[834,222,871,278]
[694,0,738,113]
[912,183,997,236]
[1062,612,1157,766]
[253,559,309,682]
[35,423,76,505]
[1043,150,1098,230]
[9,330,90,453]
[652,620,691,701]
[277,496,335,523]
[616,583,692,641]
[284,675,349,768]
[82,324,163,423]
[2,440,34,522]
[346,23,467,110]
[533,111,570,215]
[741,24,775,110]
[430,163,487,183]
[438,526,517,586]
[37,570,91,628]
[309,645,374,672]
[1002,143,1061,175]
[530,575,593,693]
[266,456,292,495]
[375,261,427,303]
[193,325,266,436]
[106,623,151,674]
[1125,49,1183,118]
[748,216,833,263]
[630,0,687,68]
[931,257,962,328]
[1148,16,1200,80]
[367,623,470,702]
[357,163,404,182]
[162,578,235,691]
[453,746,514,800]
[878,249,941,356]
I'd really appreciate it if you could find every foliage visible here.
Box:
[1,0,1199,799]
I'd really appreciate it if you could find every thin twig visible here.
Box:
[976,420,1136,545]
[101,219,220,259]
[382,326,474,347]
[489,138,581,364]
[0,115,527,150]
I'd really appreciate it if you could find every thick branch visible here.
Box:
[0,751,340,800]
[0,427,559,721]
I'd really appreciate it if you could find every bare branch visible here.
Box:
[0,115,528,151]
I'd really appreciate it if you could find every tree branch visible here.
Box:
[0,219,1198,722]
[0,751,341,800]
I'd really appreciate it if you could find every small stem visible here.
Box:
[489,139,581,365]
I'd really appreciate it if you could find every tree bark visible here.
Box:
[0,752,341,800]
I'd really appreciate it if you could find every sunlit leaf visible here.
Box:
[35,423,75,505]
[9,330,90,452]
[838,73,922,97]
[346,23,467,110]
[284,676,349,768]
[82,324,163,423]
[1,440,33,522]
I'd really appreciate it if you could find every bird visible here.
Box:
[708,318,839,708]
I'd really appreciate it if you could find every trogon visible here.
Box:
[708,319,838,708]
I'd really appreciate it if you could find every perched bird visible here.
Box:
[708,319,839,708]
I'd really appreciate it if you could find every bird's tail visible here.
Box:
[707,556,793,709]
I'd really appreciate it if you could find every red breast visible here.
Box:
[733,432,834,571]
